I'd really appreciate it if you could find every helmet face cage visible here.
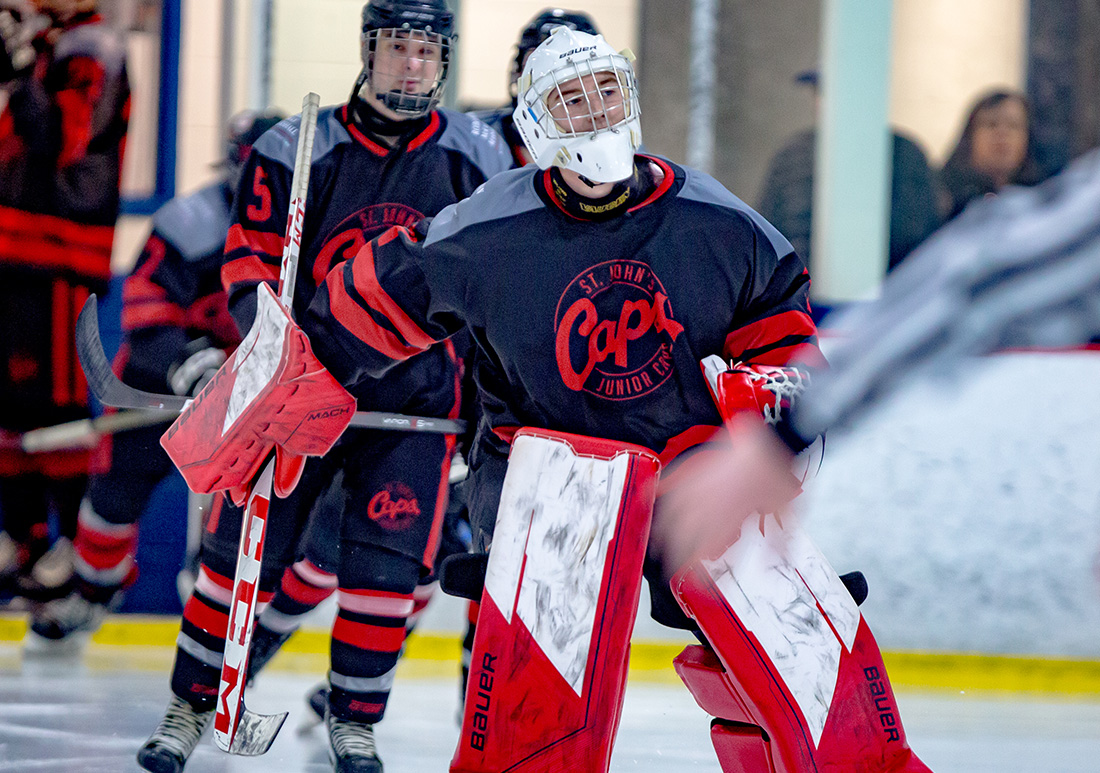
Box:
[361,26,451,118]
[523,53,638,141]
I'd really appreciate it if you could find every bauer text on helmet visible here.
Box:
[513,27,641,183]
[359,0,454,119]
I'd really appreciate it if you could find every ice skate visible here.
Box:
[17,537,74,599]
[327,708,383,773]
[136,695,213,773]
[28,588,113,641]
[0,531,19,587]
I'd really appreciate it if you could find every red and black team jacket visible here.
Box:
[0,12,129,283]
[0,12,128,446]
[222,104,510,419]
[305,155,824,466]
[117,180,242,395]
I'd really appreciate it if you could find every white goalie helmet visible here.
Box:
[512,27,641,183]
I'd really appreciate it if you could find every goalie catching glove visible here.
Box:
[161,283,355,505]
[700,354,809,426]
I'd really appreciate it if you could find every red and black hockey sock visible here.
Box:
[328,550,422,724]
[171,565,273,711]
[406,578,436,635]
[72,499,138,603]
[248,558,337,680]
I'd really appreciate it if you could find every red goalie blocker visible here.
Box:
[161,283,355,504]
[452,429,660,773]
[671,517,932,773]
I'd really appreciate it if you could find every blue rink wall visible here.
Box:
[78,286,1100,657]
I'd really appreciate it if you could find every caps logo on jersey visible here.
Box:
[312,203,425,286]
[554,259,683,400]
[368,481,421,530]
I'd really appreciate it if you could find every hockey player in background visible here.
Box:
[0,0,128,600]
[658,146,1100,585]
[136,1,511,771]
[26,110,284,644]
[288,26,931,773]
[469,7,599,167]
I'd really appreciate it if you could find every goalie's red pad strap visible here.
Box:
[672,517,931,773]
[162,283,355,502]
[451,429,660,773]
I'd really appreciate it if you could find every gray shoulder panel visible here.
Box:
[54,23,127,77]
[678,167,794,256]
[424,166,543,246]
[437,108,513,179]
[253,106,350,171]
[152,183,231,262]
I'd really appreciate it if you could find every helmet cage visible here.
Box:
[524,52,638,140]
[360,26,451,118]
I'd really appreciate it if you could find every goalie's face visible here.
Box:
[545,70,629,136]
[364,28,447,120]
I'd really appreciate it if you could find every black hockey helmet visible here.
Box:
[509,9,600,100]
[222,109,286,187]
[357,0,454,118]
[361,0,455,38]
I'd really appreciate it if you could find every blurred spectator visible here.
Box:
[0,0,129,600]
[27,110,284,644]
[757,69,941,274]
[937,88,1046,223]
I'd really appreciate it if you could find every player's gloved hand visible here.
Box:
[168,338,227,396]
[700,355,810,426]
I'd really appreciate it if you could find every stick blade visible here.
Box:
[75,295,188,412]
[215,705,288,755]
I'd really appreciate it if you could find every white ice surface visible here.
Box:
[1,643,1098,772]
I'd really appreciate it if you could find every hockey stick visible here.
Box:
[0,409,170,454]
[75,298,465,435]
[212,92,321,755]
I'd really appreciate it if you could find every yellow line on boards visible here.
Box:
[2,613,1099,698]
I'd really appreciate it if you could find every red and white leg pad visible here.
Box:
[672,515,931,773]
[451,429,660,773]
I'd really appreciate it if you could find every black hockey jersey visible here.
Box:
[119,180,241,394]
[222,104,511,415]
[306,155,823,465]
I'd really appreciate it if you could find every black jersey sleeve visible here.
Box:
[221,144,292,335]
[723,213,824,369]
[304,225,465,388]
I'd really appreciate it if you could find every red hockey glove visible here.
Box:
[161,283,355,505]
[700,354,810,426]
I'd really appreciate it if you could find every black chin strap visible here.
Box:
[348,69,430,142]
[547,163,655,222]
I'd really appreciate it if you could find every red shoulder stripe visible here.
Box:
[225,223,284,258]
[221,255,279,292]
[349,236,436,351]
[325,264,424,361]
[723,309,817,361]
